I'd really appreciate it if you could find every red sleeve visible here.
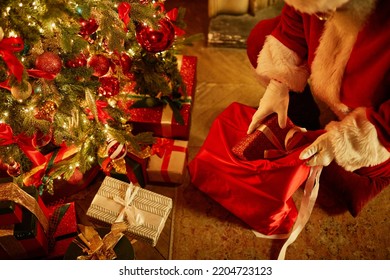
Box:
[271,5,308,59]
[367,99,390,152]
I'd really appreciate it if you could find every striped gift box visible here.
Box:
[86,176,172,247]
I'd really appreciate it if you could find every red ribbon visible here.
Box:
[151,138,187,183]
[166,8,185,36]
[85,100,114,124]
[0,37,25,82]
[118,2,132,30]
[0,123,46,167]
[27,69,56,80]
[150,138,172,158]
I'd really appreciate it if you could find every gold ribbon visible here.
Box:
[161,104,173,137]
[75,223,127,260]
[0,183,49,233]
[0,183,49,258]
[0,225,27,259]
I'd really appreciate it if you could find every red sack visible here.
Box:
[188,102,322,236]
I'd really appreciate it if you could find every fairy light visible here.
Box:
[18,3,23,7]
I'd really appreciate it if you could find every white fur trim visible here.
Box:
[326,108,390,171]
[285,0,350,14]
[310,0,376,118]
[256,35,309,92]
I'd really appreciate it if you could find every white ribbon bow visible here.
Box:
[113,184,144,227]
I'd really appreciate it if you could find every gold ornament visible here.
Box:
[11,81,32,101]
[34,101,57,121]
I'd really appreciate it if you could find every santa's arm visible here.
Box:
[255,5,310,91]
[301,101,390,172]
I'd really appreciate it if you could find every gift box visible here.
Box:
[46,202,78,259]
[189,102,323,236]
[122,55,197,140]
[86,176,172,247]
[22,145,100,204]
[0,184,49,259]
[231,113,309,160]
[0,201,23,227]
[146,138,188,185]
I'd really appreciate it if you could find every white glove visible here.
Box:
[299,132,335,167]
[247,79,289,134]
[299,108,390,171]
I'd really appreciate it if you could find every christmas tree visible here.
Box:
[0,0,188,194]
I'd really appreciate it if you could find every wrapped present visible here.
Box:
[122,55,197,139]
[86,176,172,246]
[0,184,49,259]
[146,138,188,184]
[189,102,324,236]
[22,145,100,204]
[46,202,78,259]
[231,113,310,160]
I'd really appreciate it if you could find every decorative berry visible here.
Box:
[98,76,120,97]
[65,54,87,68]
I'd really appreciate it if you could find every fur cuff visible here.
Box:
[326,107,390,171]
[256,35,309,92]
[285,0,349,14]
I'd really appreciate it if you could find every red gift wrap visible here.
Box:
[232,114,311,160]
[189,102,322,236]
[46,202,78,259]
[0,185,49,259]
[122,55,197,139]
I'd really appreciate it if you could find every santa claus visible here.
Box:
[246,0,390,216]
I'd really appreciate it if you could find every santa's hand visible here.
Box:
[299,133,334,167]
[247,80,289,134]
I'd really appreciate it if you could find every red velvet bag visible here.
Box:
[188,102,322,236]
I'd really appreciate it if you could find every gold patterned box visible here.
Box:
[86,176,172,247]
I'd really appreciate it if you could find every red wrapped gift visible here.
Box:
[22,145,100,204]
[232,113,311,160]
[121,55,197,139]
[147,138,188,184]
[46,202,78,259]
[0,184,49,259]
[188,102,323,236]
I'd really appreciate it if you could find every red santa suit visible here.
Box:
[246,0,390,216]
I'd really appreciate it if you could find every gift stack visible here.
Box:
[0,183,78,259]
[106,55,197,186]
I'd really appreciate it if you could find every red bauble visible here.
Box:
[135,18,175,53]
[120,53,133,77]
[32,128,53,148]
[35,52,63,75]
[106,139,127,160]
[88,54,110,77]
[67,167,84,185]
[98,76,120,97]
[65,54,87,68]
[79,18,99,37]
